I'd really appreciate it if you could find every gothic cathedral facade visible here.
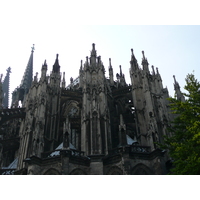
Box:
[0,44,182,175]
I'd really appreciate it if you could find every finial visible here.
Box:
[91,43,97,57]
[43,60,47,66]
[31,44,35,53]
[92,43,95,50]
[119,65,122,76]
[173,75,176,83]
[109,58,111,64]
[42,60,47,73]
[56,54,59,59]
[142,51,145,59]
[86,56,88,62]
[131,49,133,55]
[62,72,66,88]
[156,67,159,74]
[152,65,155,75]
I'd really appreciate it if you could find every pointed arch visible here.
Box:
[61,100,81,150]
[69,168,87,175]
[106,166,123,175]
[43,168,60,175]
[131,163,154,175]
[62,100,80,118]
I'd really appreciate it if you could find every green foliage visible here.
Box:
[163,73,200,175]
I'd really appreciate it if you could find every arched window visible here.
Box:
[62,100,81,149]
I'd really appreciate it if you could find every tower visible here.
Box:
[17,55,62,170]
[80,44,112,156]
[130,49,171,149]
[11,45,34,107]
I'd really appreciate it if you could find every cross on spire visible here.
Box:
[31,44,35,53]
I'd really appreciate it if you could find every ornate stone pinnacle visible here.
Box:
[92,43,95,50]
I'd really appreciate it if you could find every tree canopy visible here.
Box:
[163,73,200,175]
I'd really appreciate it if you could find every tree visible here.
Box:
[162,73,200,175]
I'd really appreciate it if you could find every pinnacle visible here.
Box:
[131,49,134,55]
[52,54,60,73]
[92,43,95,50]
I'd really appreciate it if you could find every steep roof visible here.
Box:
[49,142,76,157]
[126,134,137,145]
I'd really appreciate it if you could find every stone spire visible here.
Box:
[141,51,149,72]
[80,60,83,70]
[119,65,122,76]
[173,75,185,102]
[42,60,47,70]
[173,75,179,89]
[85,56,89,68]
[52,54,60,73]
[156,67,162,80]
[2,67,11,108]
[62,72,66,88]
[91,43,97,57]
[108,58,114,85]
[90,43,97,65]
[118,65,126,87]
[19,44,34,93]
[130,49,138,70]
[151,65,155,75]
[11,45,35,107]
[41,60,47,79]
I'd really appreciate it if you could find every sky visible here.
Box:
[0,1,200,106]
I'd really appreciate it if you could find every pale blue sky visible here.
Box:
[0,1,199,106]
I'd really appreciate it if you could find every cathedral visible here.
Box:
[0,44,183,175]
